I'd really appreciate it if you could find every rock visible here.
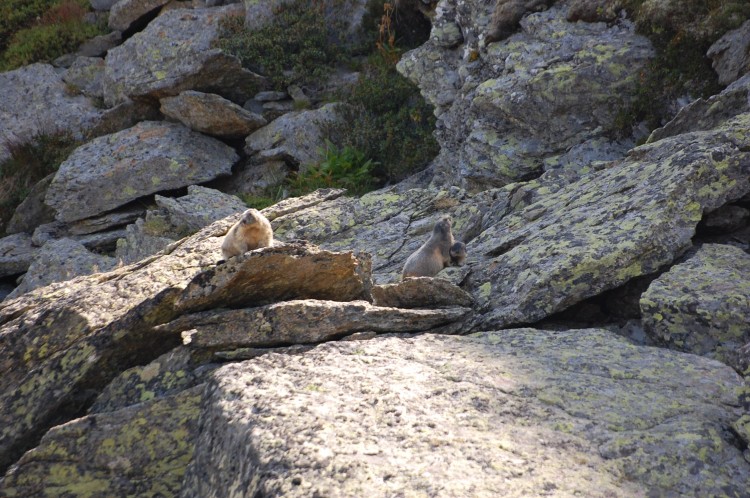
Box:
[160,90,266,138]
[1,386,202,497]
[0,234,37,277]
[89,347,214,413]
[154,186,247,234]
[62,56,105,100]
[114,215,178,265]
[466,112,750,329]
[401,3,653,190]
[244,103,348,170]
[254,90,287,102]
[0,208,380,473]
[159,299,470,349]
[700,204,750,234]
[114,186,247,265]
[108,0,171,32]
[259,189,343,221]
[103,5,265,107]
[5,174,56,235]
[181,329,748,497]
[31,209,144,247]
[707,19,750,86]
[272,187,484,284]
[219,159,290,197]
[174,242,373,313]
[371,277,475,308]
[640,244,750,370]
[6,239,118,300]
[0,215,230,471]
[649,74,750,143]
[91,0,118,10]
[45,121,238,223]
[0,64,106,164]
[76,30,122,57]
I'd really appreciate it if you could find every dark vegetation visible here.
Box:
[217,0,437,204]
[0,134,79,234]
[615,0,750,135]
[0,0,106,71]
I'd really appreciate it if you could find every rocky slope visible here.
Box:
[0,0,749,495]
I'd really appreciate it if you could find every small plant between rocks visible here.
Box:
[287,140,377,197]
[0,0,106,71]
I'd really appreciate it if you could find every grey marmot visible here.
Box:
[221,208,273,259]
[450,241,467,267]
[402,217,455,279]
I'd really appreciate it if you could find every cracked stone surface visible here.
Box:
[181,328,748,497]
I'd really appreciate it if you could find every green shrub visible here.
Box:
[287,140,377,196]
[216,1,344,91]
[238,193,279,210]
[614,0,750,134]
[0,0,106,71]
[0,0,58,53]
[334,52,439,184]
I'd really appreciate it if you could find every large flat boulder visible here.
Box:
[467,112,750,329]
[640,243,750,370]
[158,299,470,349]
[175,242,373,313]
[181,329,748,497]
[45,121,238,223]
[103,4,264,106]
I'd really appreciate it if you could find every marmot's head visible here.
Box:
[433,217,452,238]
[450,241,467,265]
[450,241,466,257]
[241,208,261,226]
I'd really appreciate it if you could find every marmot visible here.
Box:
[450,241,467,267]
[402,217,455,279]
[221,208,273,259]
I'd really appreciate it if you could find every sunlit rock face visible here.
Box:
[180,329,747,498]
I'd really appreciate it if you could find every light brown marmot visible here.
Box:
[402,217,455,279]
[221,208,273,259]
